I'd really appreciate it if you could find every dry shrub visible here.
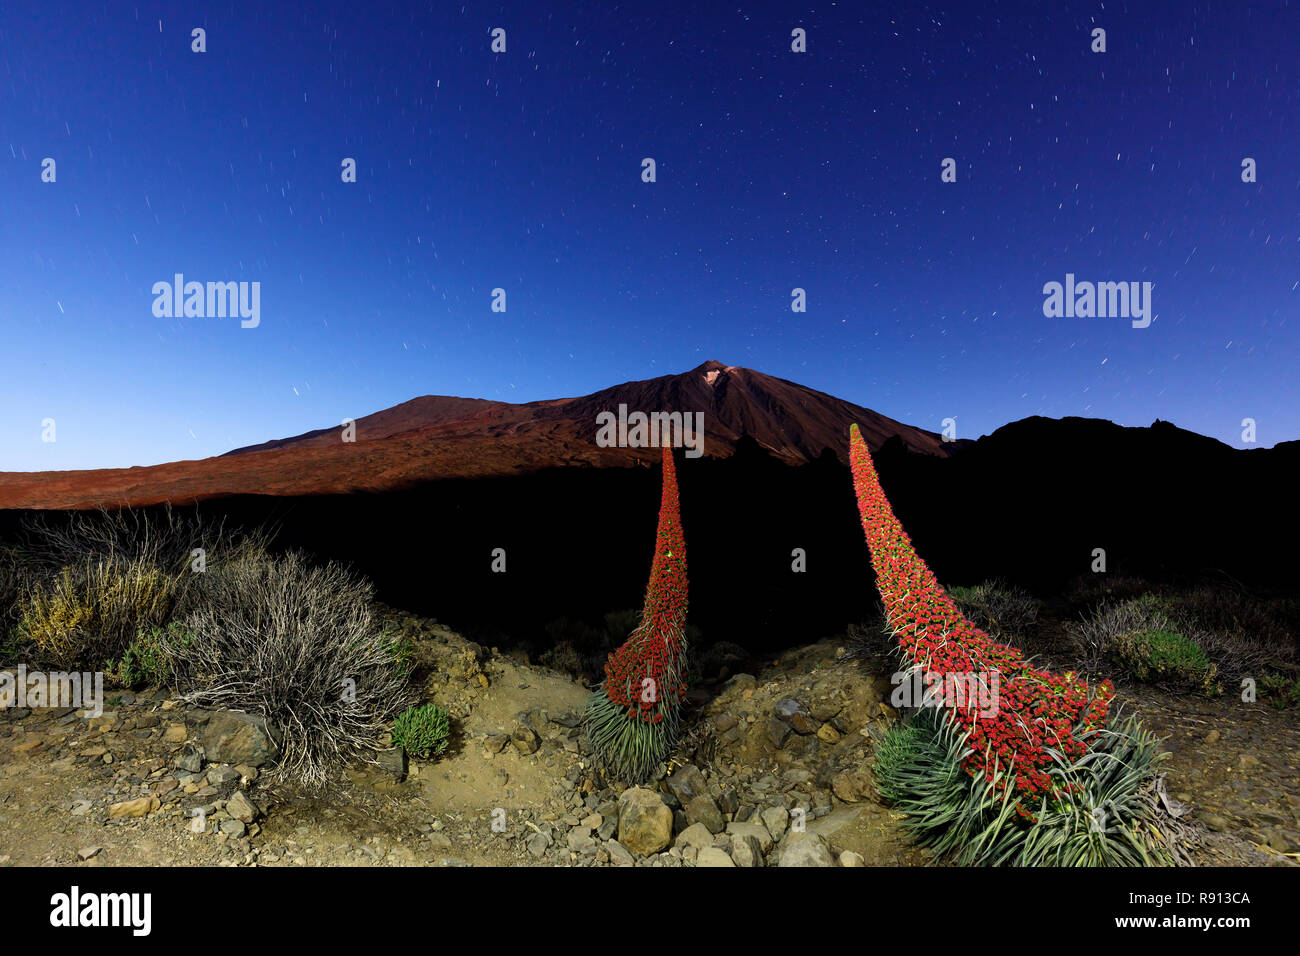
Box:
[165,550,416,789]
[946,579,1041,640]
[18,556,174,669]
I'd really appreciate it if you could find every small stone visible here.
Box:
[163,723,187,744]
[108,796,160,819]
[511,724,540,755]
[839,850,866,867]
[174,744,204,773]
[685,794,725,834]
[675,822,715,849]
[765,718,792,749]
[377,747,408,781]
[717,789,740,815]
[726,821,774,855]
[77,846,102,861]
[207,765,241,786]
[790,713,817,735]
[779,834,836,867]
[1204,729,1221,745]
[664,764,708,805]
[773,698,802,719]
[832,768,871,804]
[526,831,553,857]
[1203,813,1229,832]
[696,847,736,867]
[220,819,247,838]
[730,833,764,867]
[817,723,841,743]
[484,734,509,754]
[567,827,596,852]
[607,840,636,866]
[761,805,790,841]
[200,711,278,767]
[88,714,118,732]
[226,790,259,824]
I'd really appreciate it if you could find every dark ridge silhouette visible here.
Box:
[1,413,1293,654]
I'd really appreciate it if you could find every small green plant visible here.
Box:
[106,623,188,689]
[383,633,415,675]
[1260,672,1300,709]
[1113,628,1220,696]
[391,703,451,759]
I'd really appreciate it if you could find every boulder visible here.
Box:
[199,712,278,768]
[617,787,673,856]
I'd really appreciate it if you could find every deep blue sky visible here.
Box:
[2,1,1298,471]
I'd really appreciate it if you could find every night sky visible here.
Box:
[3,1,1298,471]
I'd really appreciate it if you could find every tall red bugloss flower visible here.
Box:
[847,424,1112,812]
[584,446,691,782]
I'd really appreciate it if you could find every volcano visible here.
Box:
[0,361,962,510]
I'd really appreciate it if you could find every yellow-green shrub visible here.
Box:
[19,557,174,669]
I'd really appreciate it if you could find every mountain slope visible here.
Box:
[0,360,959,510]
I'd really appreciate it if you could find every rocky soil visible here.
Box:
[1,608,1296,867]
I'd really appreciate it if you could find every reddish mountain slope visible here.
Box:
[0,361,961,510]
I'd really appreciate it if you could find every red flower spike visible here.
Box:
[847,424,1112,812]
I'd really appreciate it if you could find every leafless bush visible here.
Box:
[947,579,1041,640]
[0,543,26,618]
[841,602,898,668]
[1067,595,1173,676]
[1070,589,1296,687]
[0,543,31,657]
[165,550,416,789]
[21,505,272,591]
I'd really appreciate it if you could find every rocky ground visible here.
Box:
[1,608,1296,867]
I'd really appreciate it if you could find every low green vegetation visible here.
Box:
[105,623,189,690]
[391,703,452,759]
[1112,628,1220,696]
